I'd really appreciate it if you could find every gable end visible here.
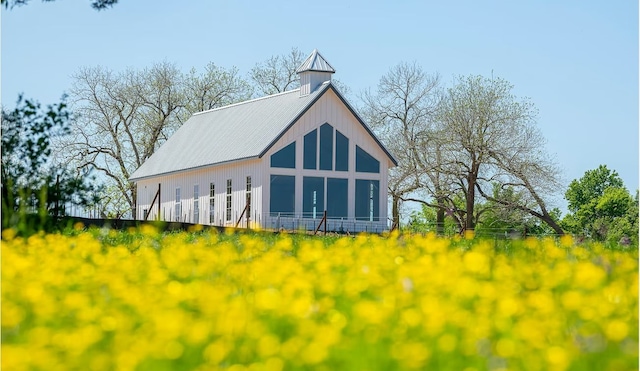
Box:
[258,83,398,167]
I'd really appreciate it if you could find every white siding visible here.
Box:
[299,71,332,96]
[261,89,391,232]
[136,159,263,227]
[136,87,393,233]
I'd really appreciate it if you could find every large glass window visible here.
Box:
[303,176,324,219]
[335,130,349,171]
[327,178,348,219]
[356,146,380,173]
[303,129,317,170]
[355,179,379,221]
[270,175,295,216]
[270,142,296,169]
[319,123,333,171]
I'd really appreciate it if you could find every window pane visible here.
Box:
[303,176,324,219]
[356,146,380,173]
[270,175,295,216]
[226,179,232,222]
[175,187,181,221]
[327,178,348,219]
[319,123,333,170]
[194,185,199,223]
[303,129,317,170]
[246,176,252,215]
[270,142,296,168]
[209,183,215,224]
[209,198,215,224]
[335,130,349,171]
[355,179,379,221]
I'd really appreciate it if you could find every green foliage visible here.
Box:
[565,165,624,214]
[475,184,562,238]
[1,95,100,235]
[408,183,564,238]
[406,204,458,235]
[562,165,638,246]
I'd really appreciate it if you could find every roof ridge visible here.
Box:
[193,88,301,116]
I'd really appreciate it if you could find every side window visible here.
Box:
[246,176,252,216]
[175,187,181,222]
[209,183,215,224]
[226,179,232,222]
[193,184,199,223]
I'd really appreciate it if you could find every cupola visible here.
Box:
[296,49,335,96]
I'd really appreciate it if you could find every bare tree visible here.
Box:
[360,62,442,229]
[61,61,252,217]
[250,47,305,96]
[2,0,117,10]
[184,63,253,115]
[437,75,564,234]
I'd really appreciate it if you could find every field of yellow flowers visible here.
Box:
[2,225,638,371]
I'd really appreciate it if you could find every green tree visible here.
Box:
[1,95,99,233]
[437,75,564,234]
[475,184,562,238]
[563,165,638,245]
[406,203,458,235]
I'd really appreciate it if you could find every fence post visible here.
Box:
[324,210,327,235]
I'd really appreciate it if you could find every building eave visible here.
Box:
[129,155,260,183]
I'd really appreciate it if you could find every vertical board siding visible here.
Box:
[136,86,392,232]
[261,89,391,230]
[136,159,263,227]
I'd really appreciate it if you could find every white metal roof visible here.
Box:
[296,49,336,74]
[129,81,397,181]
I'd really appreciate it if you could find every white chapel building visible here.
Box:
[129,49,397,233]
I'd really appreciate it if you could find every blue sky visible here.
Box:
[2,0,638,212]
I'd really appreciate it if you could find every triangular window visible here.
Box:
[270,142,296,169]
[355,146,380,173]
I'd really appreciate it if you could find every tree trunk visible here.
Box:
[465,173,477,231]
[130,182,137,220]
[392,194,400,230]
[540,214,564,236]
[436,196,445,235]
